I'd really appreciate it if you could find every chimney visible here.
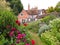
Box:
[28,4,30,10]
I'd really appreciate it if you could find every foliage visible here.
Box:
[49,18,60,32]
[26,19,41,33]
[55,1,60,12]
[0,10,17,30]
[39,24,50,35]
[6,0,23,15]
[0,0,11,11]
[26,15,56,34]
[40,31,60,45]
[40,18,60,45]
[46,1,60,13]
[0,10,33,45]
[41,15,56,24]
[46,6,55,13]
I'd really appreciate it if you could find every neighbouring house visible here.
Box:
[36,9,47,19]
[18,4,47,23]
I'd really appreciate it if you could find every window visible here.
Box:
[20,13,23,16]
[29,19,30,21]
[22,19,25,23]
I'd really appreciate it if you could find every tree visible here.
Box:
[0,0,11,11]
[6,0,23,15]
[55,1,60,12]
[46,6,54,13]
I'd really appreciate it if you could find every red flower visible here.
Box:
[16,20,20,26]
[18,22,20,26]
[9,31,14,37]
[23,23,28,26]
[31,40,35,45]
[11,28,16,31]
[16,20,18,23]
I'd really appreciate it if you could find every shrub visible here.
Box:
[0,10,33,45]
[49,18,60,32]
[39,24,50,36]
[40,31,60,45]
[26,19,41,33]
[56,33,60,42]
[40,18,60,45]
[41,15,56,24]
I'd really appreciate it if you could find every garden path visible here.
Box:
[28,31,46,45]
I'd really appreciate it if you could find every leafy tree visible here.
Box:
[6,0,23,15]
[55,1,60,12]
[46,6,54,13]
[0,0,11,11]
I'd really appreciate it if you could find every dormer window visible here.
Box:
[20,13,23,16]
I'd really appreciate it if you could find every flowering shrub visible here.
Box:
[0,10,35,45]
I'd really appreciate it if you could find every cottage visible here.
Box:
[18,4,47,23]
[18,10,29,23]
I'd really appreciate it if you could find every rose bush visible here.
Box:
[0,10,35,45]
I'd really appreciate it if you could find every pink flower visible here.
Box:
[11,28,16,31]
[16,39,20,44]
[16,34,22,39]
[25,43,30,45]
[9,31,14,37]
[22,33,26,37]
[16,30,21,34]
[23,39,26,42]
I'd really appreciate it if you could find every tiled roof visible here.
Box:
[26,10,38,15]
[36,14,48,19]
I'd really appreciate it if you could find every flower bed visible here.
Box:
[0,10,35,45]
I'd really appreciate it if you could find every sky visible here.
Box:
[21,0,60,10]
